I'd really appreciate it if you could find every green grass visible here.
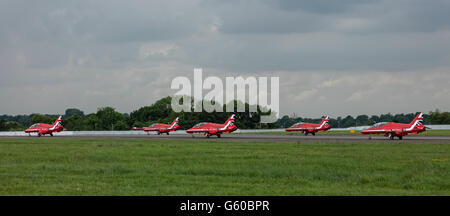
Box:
[0,138,449,195]
[254,129,450,136]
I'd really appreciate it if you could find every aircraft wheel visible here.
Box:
[368,136,372,140]
[206,134,210,138]
[399,136,403,140]
[167,132,170,135]
[312,133,316,136]
[217,134,221,138]
[304,132,308,136]
[38,133,42,137]
[50,133,53,137]
[389,135,394,140]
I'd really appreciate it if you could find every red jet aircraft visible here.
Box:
[361,113,427,140]
[186,114,237,138]
[25,116,63,137]
[143,117,180,135]
[285,116,331,136]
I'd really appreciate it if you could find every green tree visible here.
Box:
[380,113,393,122]
[30,114,53,125]
[341,115,356,128]
[130,96,173,124]
[5,121,25,131]
[96,107,127,130]
[64,108,85,119]
[356,115,370,126]
[0,119,7,131]
[114,120,129,130]
[370,115,380,124]
[428,110,450,124]
[328,118,338,128]
[83,114,99,130]
[63,114,84,131]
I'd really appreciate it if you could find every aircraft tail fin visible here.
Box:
[169,117,179,128]
[50,116,63,130]
[410,112,424,127]
[319,116,329,128]
[225,114,236,126]
[320,116,329,124]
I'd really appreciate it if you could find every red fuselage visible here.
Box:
[286,116,330,135]
[286,122,331,133]
[25,121,63,136]
[361,122,426,137]
[25,123,63,134]
[186,122,237,135]
[144,123,180,134]
[361,113,426,139]
[186,115,238,137]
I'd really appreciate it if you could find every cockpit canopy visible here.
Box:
[148,123,158,127]
[29,123,41,128]
[291,122,304,127]
[193,122,207,127]
[369,122,388,128]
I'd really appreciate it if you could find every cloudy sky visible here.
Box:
[1,0,449,117]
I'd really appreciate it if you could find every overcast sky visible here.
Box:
[1,0,449,118]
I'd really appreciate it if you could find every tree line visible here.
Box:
[1,96,450,131]
[0,96,276,131]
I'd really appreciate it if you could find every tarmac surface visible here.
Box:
[2,133,450,144]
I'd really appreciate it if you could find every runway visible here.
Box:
[2,133,450,144]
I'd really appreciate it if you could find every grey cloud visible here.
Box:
[275,0,375,14]
[0,0,449,115]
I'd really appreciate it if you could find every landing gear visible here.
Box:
[304,132,309,136]
[388,133,394,140]
[312,132,316,136]
[166,132,170,135]
[217,134,221,138]
[157,132,161,135]
[38,133,42,137]
[206,134,211,138]
[50,133,53,137]
[388,133,403,140]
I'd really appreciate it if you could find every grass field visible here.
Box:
[253,129,450,136]
[0,138,449,195]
